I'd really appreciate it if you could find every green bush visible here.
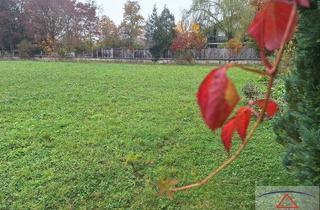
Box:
[273,0,320,185]
[272,78,286,109]
[279,40,297,75]
[17,40,33,58]
[56,44,69,57]
[172,51,195,64]
[242,80,260,101]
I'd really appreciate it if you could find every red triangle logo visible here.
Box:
[276,193,299,209]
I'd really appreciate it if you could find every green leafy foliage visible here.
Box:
[242,80,261,100]
[17,40,33,59]
[274,0,320,185]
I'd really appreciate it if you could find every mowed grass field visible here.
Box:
[0,61,297,209]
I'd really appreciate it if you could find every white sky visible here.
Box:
[94,0,193,25]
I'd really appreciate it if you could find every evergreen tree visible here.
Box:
[145,5,158,48]
[274,0,320,185]
[156,7,176,57]
[149,6,176,60]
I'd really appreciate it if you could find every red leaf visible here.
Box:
[248,0,297,51]
[295,0,310,7]
[221,107,252,154]
[197,66,240,131]
[221,118,236,154]
[253,99,279,118]
[235,107,252,141]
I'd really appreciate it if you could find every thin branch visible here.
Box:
[250,108,260,119]
[233,64,269,76]
[260,48,273,72]
[167,1,298,195]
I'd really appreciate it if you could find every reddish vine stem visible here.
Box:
[169,2,297,194]
[233,64,269,76]
[260,48,273,71]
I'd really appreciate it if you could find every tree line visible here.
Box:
[0,0,258,58]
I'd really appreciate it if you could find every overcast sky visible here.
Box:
[93,0,193,25]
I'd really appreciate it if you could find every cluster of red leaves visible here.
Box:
[197,0,309,154]
[197,65,279,154]
[170,32,206,52]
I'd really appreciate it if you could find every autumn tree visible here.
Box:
[1,0,100,55]
[72,0,99,54]
[24,0,73,42]
[0,0,25,52]
[119,0,144,48]
[98,16,120,48]
[22,0,99,55]
[171,23,206,62]
[171,24,206,52]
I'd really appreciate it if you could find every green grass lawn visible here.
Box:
[0,61,297,209]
